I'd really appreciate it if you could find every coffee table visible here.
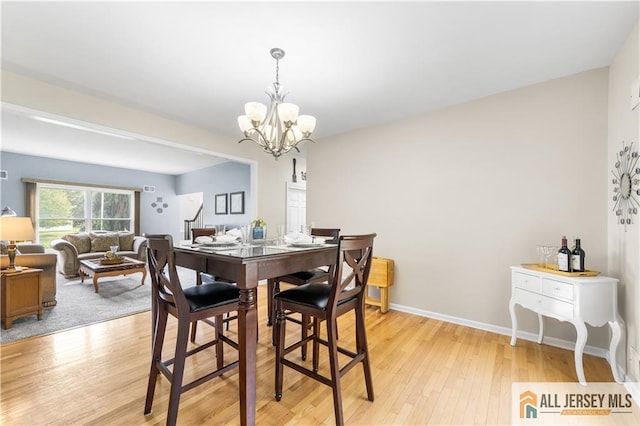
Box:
[79,257,147,293]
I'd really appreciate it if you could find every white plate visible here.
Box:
[203,241,239,248]
[289,242,325,248]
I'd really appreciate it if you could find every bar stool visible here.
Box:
[274,234,376,426]
[267,228,340,358]
[144,235,239,426]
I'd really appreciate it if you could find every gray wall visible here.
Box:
[0,152,250,242]
[0,151,178,237]
[176,161,251,228]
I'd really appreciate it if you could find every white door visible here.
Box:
[286,182,306,233]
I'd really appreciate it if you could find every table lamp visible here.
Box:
[0,216,35,271]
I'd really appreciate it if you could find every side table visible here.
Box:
[509,265,623,385]
[1,268,43,329]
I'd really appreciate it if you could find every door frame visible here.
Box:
[285,181,306,233]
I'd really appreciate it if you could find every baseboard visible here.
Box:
[388,302,615,362]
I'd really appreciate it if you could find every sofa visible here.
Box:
[51,231,147,278]
[1,243,58,307]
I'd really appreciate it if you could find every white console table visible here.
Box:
[509,265,623,385]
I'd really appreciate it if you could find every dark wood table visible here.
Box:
[173,242,337,426]
[79,257,147,293]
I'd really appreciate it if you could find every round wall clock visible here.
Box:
[612,141,639,228]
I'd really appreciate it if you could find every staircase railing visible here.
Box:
[183,204,204,241]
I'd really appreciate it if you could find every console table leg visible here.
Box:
[608,319,624,383]
[509,298,517,346]
[574,321,588,385]
[537,314,544,344]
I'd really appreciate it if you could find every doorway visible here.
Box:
[285,182,306,233]
[178,192,203,241]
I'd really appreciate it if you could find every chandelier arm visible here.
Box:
[238,128,278,155]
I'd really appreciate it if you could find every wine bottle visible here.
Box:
[557,236,571,272]
[571,238,585,272]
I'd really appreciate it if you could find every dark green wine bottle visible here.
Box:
[571,238,585,272]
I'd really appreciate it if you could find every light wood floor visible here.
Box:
[0,284,619,425]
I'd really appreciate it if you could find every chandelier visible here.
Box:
[237,48,316,159]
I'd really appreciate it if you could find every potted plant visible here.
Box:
[251,218,267,240]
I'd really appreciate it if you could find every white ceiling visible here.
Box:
[1,1,638,173]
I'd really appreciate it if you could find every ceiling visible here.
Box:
[1,1,638,174]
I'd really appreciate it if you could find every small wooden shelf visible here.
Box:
[521,264,600,277]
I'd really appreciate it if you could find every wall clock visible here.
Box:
[612,141,639,229]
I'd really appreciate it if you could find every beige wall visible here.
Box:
[608,22,640,380]
[1,70,299,232]
[308,68,611,348]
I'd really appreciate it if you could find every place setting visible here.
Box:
[273,230,333,251]
[191,227,243,251]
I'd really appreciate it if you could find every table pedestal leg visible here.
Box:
[238,286,258,426]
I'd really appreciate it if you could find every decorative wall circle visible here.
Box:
[151,196,168,214]
[612,141,639,229]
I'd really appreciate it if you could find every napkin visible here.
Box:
[226,228,241,238]
[195,236,214,244]
[216,234,239,243]
[284,232,313,244]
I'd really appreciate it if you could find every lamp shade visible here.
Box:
[244,102,267,124]
[0,217,35,241]
[237,115,253,132]
[297,115,316,134]
[277,103,299,123]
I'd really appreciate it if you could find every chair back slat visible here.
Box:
[328,234,376,310]
[310,228,340,244]
[191,227,216,243]
[146,234,189,312]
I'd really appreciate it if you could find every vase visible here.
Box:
[252,226,266,240]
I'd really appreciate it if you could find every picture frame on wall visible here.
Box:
[215,193,228,215]
[230,191,245,214]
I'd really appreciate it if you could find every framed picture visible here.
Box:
[230,191,245,214]
[215,193,228,215]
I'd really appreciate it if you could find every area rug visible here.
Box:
[0,270,154,344]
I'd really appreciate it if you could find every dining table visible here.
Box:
[173,239,338,426]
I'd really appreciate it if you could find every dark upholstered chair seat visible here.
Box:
[281,268,328,285]
[183,283,239,312]
[274,283,353,310]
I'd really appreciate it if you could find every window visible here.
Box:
[37,183,134,247]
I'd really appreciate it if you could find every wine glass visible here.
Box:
[536,245,545,267]
[276,224,285,244]
[240,225,251,246]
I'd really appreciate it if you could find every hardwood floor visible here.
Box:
[0,284,621,425]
